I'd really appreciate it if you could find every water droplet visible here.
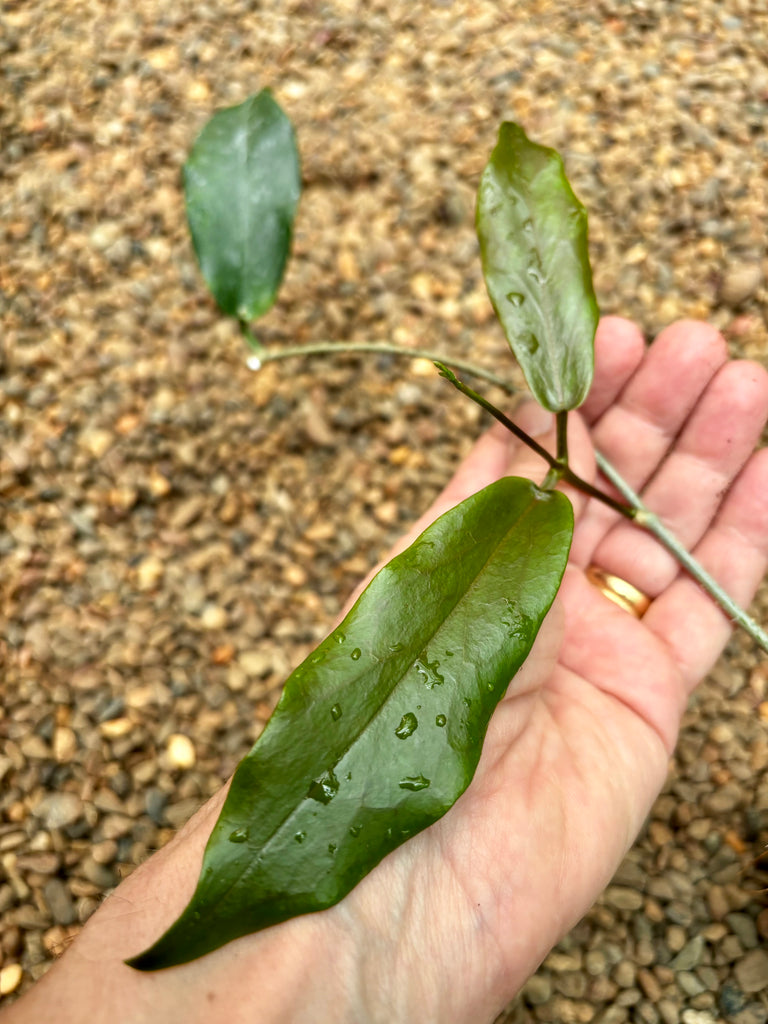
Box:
[246,355,262,372]
[389,641,404,653]
[486,682,494,692]
[192,910,201,922]
[350,648,362,661]
[310,651,325,664]
[527,266,545,286]
[330,704,343,721]
[228,827,249,844]
[463,698,472,709]
[522,332,540,355]
[294,831,306,843]
[522,218,533,232]
[399,775,430,791]
[334,632,345,644]
[307,768,340,804]
[415,656,444,688]
[395,712,418,739]
[435,714,447,727]
[328,842,337,855]
[349,824,362,837]
[445,650,454,657]
[506,291,525,307]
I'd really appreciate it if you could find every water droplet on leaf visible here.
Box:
[330,704,342,721]
[349,824,362,837]
[415,656,444,688]
[307,768,340,804]
[526,266,545,285]
[229,827,249,844]
[350,648,362,661]
[294,831,306,843]
[435,714,447,727]
[506,291,525,307]
[399,775,430,791]
[389,641,404,653]
[522,333,540,354]
[328,842,337,855]
[334,632,345,644]
[395,712,418,739]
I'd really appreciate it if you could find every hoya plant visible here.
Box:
[127,89,767,971]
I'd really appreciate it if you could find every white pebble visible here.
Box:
[167,734,196,770]
[0,963,23,995]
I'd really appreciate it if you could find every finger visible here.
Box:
[579,317,646,425]
[557,568,686,753]
[590,320,729,493]
[644,447,768,689]
[570,321,730,565]
[582,358,768,593]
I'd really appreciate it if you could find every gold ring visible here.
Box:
[585,566,651,619]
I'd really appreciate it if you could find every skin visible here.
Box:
[4,317,768,1024]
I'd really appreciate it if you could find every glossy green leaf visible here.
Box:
[183,89,301,322]
[477,122,598,412]
[127,477,573,971]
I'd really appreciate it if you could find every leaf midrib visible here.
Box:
[207,485,565,908]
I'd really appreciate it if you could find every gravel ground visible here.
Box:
[1,0,768,1019]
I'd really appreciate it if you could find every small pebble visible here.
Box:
[166,734,196,770]
[733,949,768,994]
[34,793,84,830]
[720,264,763,307]
[671,936,705,972]
[522,973,552,1006]
[0,964,23,996]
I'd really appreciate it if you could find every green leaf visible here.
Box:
[476,122,598,412]
[127,477,573,971]
[183,89,301,323]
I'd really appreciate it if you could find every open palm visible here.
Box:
[326,316,768,1023]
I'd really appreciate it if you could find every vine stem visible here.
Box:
[246,339,768,654]
[249,339,515,393]
[435,363,636,520]
[595,452,768,653]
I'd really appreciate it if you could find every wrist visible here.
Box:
[3,791,364,1024]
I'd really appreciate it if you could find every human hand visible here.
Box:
[320,315,768,1022]
[7,318,767,1024]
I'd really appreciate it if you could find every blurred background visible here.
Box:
[1,0,767,1017]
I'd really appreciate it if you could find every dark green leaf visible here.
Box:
[127,477,573,970]
[477,122,598,412]
[183,89,301,322]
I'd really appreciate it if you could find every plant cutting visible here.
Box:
[126,89,768,971]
